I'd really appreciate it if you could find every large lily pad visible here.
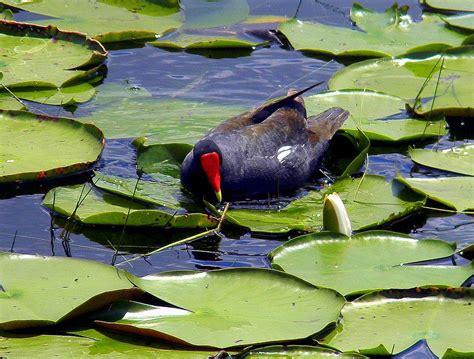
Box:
[240,345,367,358]
[0,251,136,330]
[320,288,474,357]
[43,183,218,228]
[0,0,181,43]
[223,175,425,234]
[270,231,473,296]
[421,0,474,13]
[278,3,467,58]
[397,175,474,212]
[329,47,474,117]
[305,90,447,142]
[96,268,345,348]
[409,144,474,176]
[0,20,106,104]
[81,83,246,141]
[0,110,104,183]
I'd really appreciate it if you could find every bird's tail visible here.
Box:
[307,107,349,144]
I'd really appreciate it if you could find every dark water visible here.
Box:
[1,1,472,279]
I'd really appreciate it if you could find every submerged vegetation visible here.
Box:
[0,0,473,357]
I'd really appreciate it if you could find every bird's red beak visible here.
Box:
[200,152,222,202]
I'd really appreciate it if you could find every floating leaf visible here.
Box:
[181,0,249,30]
[305,90,447,142]
[96,268,345,348]
[43,183,218,228]
[240,345,368,358]
[0,0,181,44]
[0,110,104,183]
[149,33,265,50]
[278,4,467,58]
[443,14,474,32]
[94,172,201,213]
[270,231,473,296]
[0,252,136,330]
[0,329,218,358]
[421,0,474,13]
[0,92,24,110]
[81,83,245,141]
[223,175,425,234]
[320,288,474,357]
[0,20,106,104]
[409,144,474,176]
[397,175,474,212]
[329,47,474,117]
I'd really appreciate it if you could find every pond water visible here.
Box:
[1,0,473,281]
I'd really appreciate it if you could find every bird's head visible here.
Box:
[194,139,223,202]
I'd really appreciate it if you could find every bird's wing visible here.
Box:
[207,81,324,135]
[237,107,309,156]
[306,107,349,145]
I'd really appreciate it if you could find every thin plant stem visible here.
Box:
[353,154,369,202]
[117,203,229,267]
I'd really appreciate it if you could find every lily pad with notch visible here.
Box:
[269,230,473,296]
[219,175,425,234]
[320,288,474,357]
[95,268,345,348]
[278,3,467,58]
[305,90,447,142]
[329,46,474,117]
[43,183,218,228]
[0,110,104,183]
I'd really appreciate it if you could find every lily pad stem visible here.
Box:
[116,203,229,266]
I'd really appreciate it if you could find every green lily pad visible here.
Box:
[0,251,137,330]
[0,92,24,110]
[409,144,474,176]
[96,268,345,348]
[94,171,201,212]
[305,90,447,142]
[421,0,474,13]
[240,345,367,358]
[223,175,425,234]
[0,110,104,183]
[278,3,467,58]
[0,0,181,43]
[181,0,249,30]
[149,33,265,50]
[270,231,473,296]
[43,183,218,228]
[0,329,219,358]
[329,47,474,117]
[81,83,246,141]
[320,288,474,357]
[0,20,106,105]
[397,175,474,212]
[443,14,474,31]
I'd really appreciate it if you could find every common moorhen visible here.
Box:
[181,82,349,202]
